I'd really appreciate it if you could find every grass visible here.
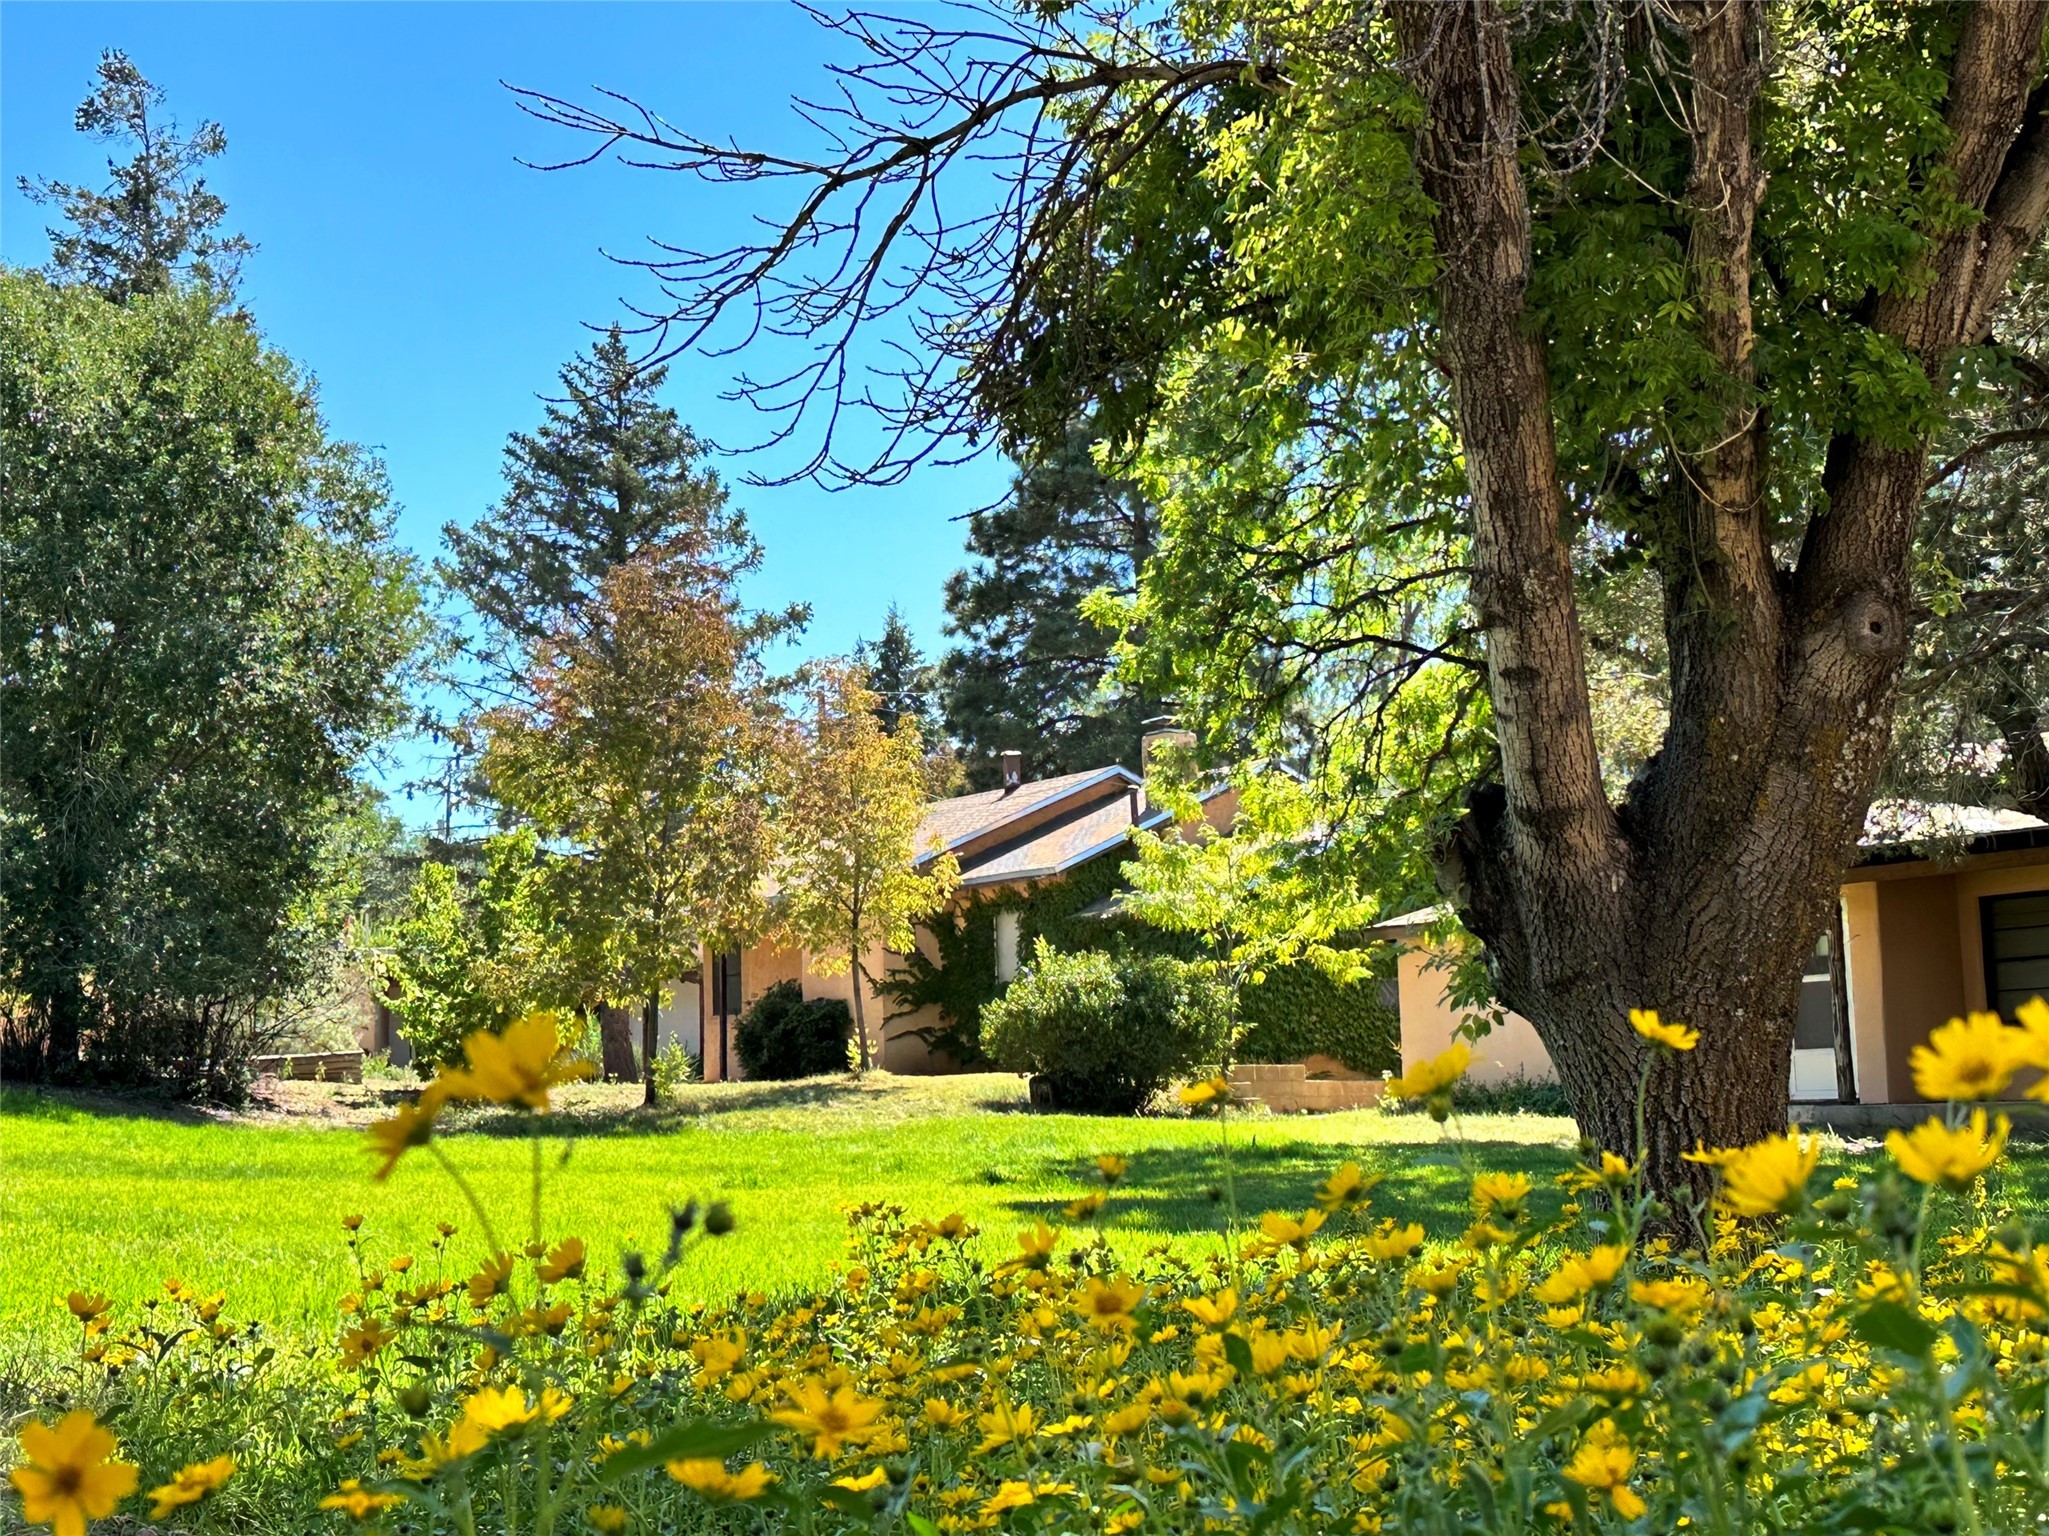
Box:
[0,1074,1578,1354]
[8,1073,2044,1365]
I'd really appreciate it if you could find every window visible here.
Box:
[994,910,1021,984]
[1793,932,1835,1051]
[710,951,743,1019]
[1982,891,2049,1021]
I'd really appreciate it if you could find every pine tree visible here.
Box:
[856,605,941,738]
[441,327,771,672]
[18,50,252,301]
[938,425,1154,788]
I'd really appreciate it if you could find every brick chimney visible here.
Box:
[999,749,1023,791]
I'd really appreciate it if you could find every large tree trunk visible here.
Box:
[1396,0,2049,1196]
[597,1003,640,1082]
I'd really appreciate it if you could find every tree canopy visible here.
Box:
[17,49,252,302]
[523,2,2049,1186]
[0,270,427,1083]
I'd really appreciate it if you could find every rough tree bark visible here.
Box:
[1397,0,2049,1194]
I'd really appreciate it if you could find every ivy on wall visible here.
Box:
[879,852,1400,1073]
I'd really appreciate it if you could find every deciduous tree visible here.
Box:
[481,555,786,1105]
[0,270,425,1084]
[522,3,2049,1190]
[772,662,959,1073]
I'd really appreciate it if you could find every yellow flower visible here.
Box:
[2015,997,2049,1096]
[364,1082,449,1181]
[982,1480,1039,1516]
[1686,1130,1820,1217]
[1181,1288,1238,1328]
[440,1011,594,1111]
[1470,1171,1531,1217]
[976,1399,1040,1452]
[63,1292,111,1325]
[923,1397,972,1430]
[458,1384,543,1437]
[1629,1276,1709,1316]
[1095,1153,1129,1184]
[1064,1191,1107,1221]
[319,1479,406,1520]
[769,1379,884,1458]
[1561,1420,1645,1521]
[1629,1008,1698,1052]
[1887,1110,2010,1191]
[665,1458,774,1502]
[690,1331,747,1388]
[980,1480,1075,1516]
[146,1455,235,1520]
[1910,1011,2022,1101]
[831,1466,890,1492]
[537,1236,587,1284]
[587,1506,630,1534]
[10,1412,139,1536]
[1362,1220,1425,1261]
[1386,1043,1470,1100]
[1314,1161,1380,1211]
[1179,1075,1232,1107]
[1258,1208,1327,1249]
[338,1317,396,1370]
[466,1251,515,1308]
[1101,1401,1152,1437]
[1074,1273,1146,1332]
[1009,1220,1060,1271]
[1532,1245,1629,1305]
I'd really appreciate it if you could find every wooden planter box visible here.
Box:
[249,1050,364,1084]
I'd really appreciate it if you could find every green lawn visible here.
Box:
[0,1075,1577,1353]
[7,1075,2044,1369]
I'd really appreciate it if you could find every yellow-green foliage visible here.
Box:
[12,1007,2049,1535]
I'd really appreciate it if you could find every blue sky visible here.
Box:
[2,3,1013,825]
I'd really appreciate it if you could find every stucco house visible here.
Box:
[1377,801,2049,1110]
[692,737,1240,1081]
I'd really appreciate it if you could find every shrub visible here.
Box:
[650,1038,702,1097]
[734,980,851,1080]
[980,941,1230,1113]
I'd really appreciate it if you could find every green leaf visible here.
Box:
[1851,1301,1937,1357]
[597,1416,775,1481]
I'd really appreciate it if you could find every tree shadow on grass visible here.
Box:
[989,1137,1581,1242]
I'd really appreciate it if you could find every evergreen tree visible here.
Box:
[18,50,251,302]
[938,425,1155,787]
[856,605,941,739]
[440,328,767,672]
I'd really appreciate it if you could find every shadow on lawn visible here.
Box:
[458,1077,1034,1140]
[989,1135,1581,1242]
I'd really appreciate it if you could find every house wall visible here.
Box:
[1392,847,2049,1108]
[1838,846,2049,1103]
[699,923,953,1082]
[1394,947,1555,1087]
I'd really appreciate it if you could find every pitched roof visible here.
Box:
[913,766,1139,859]
[908,764,1239,888]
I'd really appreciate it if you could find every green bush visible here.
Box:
[979,941,1230,1113]
[734,980,851,1080]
